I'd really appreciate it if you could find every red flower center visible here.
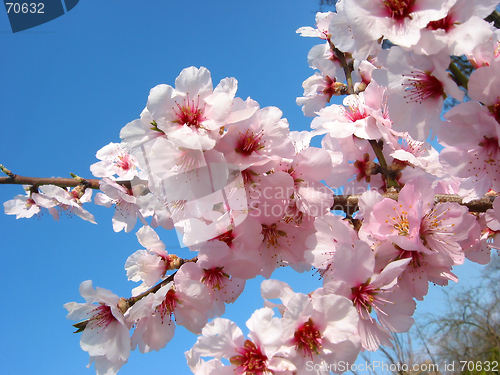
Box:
[399,249,423,268]
[479,136,500,166]
[489,100,500,124]
[353,152,375,183]
[382,0,415,22]
[427,13,455,32]
[116,154,134,171]
[235,130,265,156]
[201,267,230,290]
[25,198,36,208]
[293,318,323,359]
[262,223,286,248]
[322,76,338,103]
[402,71,444,104]
[173,95,206,128]
[230,339,269,374]
[344,102,369,123]
[351,281,391,322]
[157,289,179,321]
[88,305,115,330]
[213,229,235,247]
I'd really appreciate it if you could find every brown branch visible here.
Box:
[1,173,495,213]
[369,139,400,190]
[332,192,496,214]
[328,40,354,95]
[0,174,131,190]
[127,256,198,307]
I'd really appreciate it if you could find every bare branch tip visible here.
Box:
[0,164,15,179]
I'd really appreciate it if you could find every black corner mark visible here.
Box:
[3,0,79,33]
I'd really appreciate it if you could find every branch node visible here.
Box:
[0,164,16,179]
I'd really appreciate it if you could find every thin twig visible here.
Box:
[127,256,198,307]
[368,139,400,190]
[72,256,198,333]
[449,61,469,90]
[329,40,354,94]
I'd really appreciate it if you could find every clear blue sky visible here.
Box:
[0,1,488,374]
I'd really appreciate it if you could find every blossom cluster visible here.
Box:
[3,0,500,374]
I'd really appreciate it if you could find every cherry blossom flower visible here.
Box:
[484,196,500,254]
[87,356,127,375]
[119,108,165,153]
[305,213,359,274]
[33,184,96,224]
[128,269,212,354]
[278,147,334,221]
[460,215,492,265]
[246,170,295,226]
[125,226,178,295]
[322,241,415,351]
[90,142,141,180]
[306,43,345,80]
[321,134,384,191]
[413,0,497,56]
[297,73,346,117]
[259,218,316,278]
[372,47,463,141]
[95,178,148,232]
[15,6,500,374]
[146,67,249,151]
[361,178,477,264]
[466,27,500,67]
[126,281,177,353]
[288,130,313,154]
[264,281,360,373]
[383,131,446,183]
[64,280,131,374]
[486,195,500,233]
[468,59,500,121]
[375,241,459,301]
[296,12,334,40]
[439,101,500,200]
[161,274,213,334]
[343,0,454,49]
[326,0,383,62]
[175,261,245,318]
[311,81,386,140]
[3,186,58,220]
[215,105,295,169]
[196,216,265,280]
[187,308,293,374]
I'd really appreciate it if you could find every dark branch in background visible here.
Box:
[485,9,500,29]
